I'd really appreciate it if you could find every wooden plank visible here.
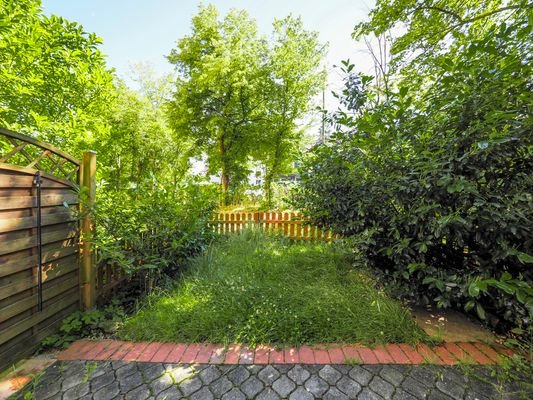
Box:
[224,212,229,234]
[80,151,96,310]
[0,128,80,166]
[255,219,303,224]
[0,294,78,345]
[0,267,31,288]
[210,220,285,225]
[0,301,78,371]
[0,211,75,233]
[0,227,77,256]
[0,193,78,210]
[0,277,77,331]
[264,212,274,233]
[99,274,127,300]
[289,212,296,238]
[0,167,73,189]
[210,211,335,241]
[0,276,79,324]
[0,254,78,301]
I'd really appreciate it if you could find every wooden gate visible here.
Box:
[0,128,88,370]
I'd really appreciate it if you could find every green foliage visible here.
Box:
[93,78,191,191]
[41,301,126,349]
[93,180,218,278]
[167,4,325,205]
[168,4,264,204]
[0,0,114,150]
[292,0,532,334]
[260,16,326,206]
[119,231,426,346]
[1,0,217,281]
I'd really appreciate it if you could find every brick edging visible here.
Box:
[57,340,514,366]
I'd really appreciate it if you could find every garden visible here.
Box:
[0,0,532,395]
[119,231,425,346]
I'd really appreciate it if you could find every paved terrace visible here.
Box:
[9,340,530,400]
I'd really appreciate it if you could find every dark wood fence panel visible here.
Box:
[0,128,133,371]
[0,164,80,370]
[0,129,132,371]
[210,211,338,240]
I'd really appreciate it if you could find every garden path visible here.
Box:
[8,340,531,399]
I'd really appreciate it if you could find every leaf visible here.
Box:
[500,272,512,281]
[476,303,486,320]
[517,252,533,264]
[468,282,480,297]
[464,300,475,311]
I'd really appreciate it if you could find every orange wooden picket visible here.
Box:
[209,211,338,240]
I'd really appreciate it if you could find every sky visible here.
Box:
[42,0,377,105]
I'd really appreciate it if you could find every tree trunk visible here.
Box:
[220,135,229,206]
[264,130,284,208]
[264,169,274,209]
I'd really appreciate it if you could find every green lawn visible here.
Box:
[119,230,426,346]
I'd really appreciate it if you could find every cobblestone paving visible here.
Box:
[11,361,530,400]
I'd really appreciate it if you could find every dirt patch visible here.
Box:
[412,306,498,343]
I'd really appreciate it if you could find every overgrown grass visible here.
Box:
[119,230,426,346]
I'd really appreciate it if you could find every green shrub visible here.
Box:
[93,180,217,279]
[292,2,532,335]
[41,300,126,349]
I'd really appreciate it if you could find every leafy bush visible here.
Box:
[41,301,126,349]
[292,1,532,334]
[93,180,217,281]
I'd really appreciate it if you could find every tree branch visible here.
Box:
[415,6,462,21]
[415,3,530,29]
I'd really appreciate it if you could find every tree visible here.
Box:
[128,62,175,107]
[167,5,326,206]
[260,16,326,207]
[93,65,191,193]
[167,5,267,204]
[0,0,114,152]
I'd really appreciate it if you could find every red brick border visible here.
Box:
[57,340,514,365]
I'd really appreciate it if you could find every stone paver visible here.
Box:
[288,365,311,385]
[10,361,530,400]
[272,375,296,397]
[241,376,264,398]
[305,374,329,397]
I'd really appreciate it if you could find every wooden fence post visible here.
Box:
[80,151,96,309]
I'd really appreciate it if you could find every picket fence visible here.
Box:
[210,211,338,240]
